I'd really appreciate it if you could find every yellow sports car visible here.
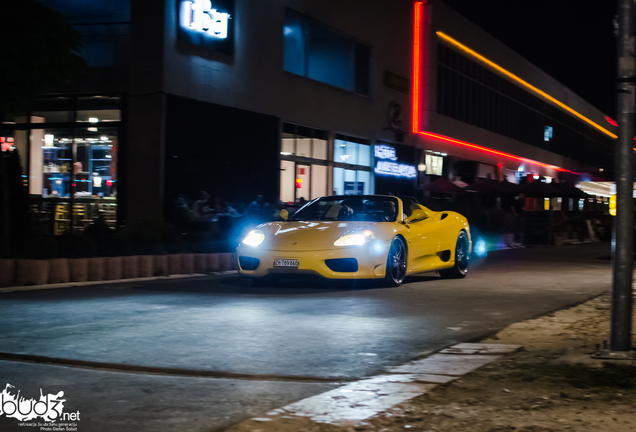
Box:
[236,195,471,286]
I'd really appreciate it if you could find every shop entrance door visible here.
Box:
[296,164,311,202]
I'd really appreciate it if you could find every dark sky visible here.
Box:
[442,0,617,117]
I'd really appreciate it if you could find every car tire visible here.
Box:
[440,230,470,279]
[384,237,407,287]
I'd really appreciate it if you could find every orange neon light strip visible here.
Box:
[419,131,579,174]
[436,31,618,140]
[412,2,423,133]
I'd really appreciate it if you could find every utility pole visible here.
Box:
[599,0,635,358]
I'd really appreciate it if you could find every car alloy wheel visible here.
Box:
[385,237,407,286]
[440,230,469,279]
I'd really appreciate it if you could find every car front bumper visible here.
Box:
[236,241,391,279]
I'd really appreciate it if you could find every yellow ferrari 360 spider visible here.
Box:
[236,195,471,286]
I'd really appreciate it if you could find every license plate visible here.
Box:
[274,259,299,268]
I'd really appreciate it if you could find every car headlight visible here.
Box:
[334,230,376,246]
[242,230,265,246]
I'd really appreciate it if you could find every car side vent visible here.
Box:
[441,213,449,220]
[437,250,451,262]
[325,258,358,273]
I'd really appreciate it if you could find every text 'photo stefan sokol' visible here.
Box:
[1,383,81,424]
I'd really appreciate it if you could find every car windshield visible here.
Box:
[289,196,399,222]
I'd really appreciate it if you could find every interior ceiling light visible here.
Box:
[435,31,617,140]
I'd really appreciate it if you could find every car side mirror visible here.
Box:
[279,209,289,221]
[405,209,429,224]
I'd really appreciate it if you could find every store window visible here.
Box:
[332,135,372,196]
[280,123,329,203]
[283,8,371,96]
[39,127,118,199]
[425,154,443,176]
[0,95,122,235]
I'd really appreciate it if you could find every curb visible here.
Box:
[0,271,237,294]
[0,351,346,383]
[228,342,522,430]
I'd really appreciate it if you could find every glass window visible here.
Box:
[426,154,443,176]
[333,167,372,196]
[281,137,295,155]
[310,165,327,199]
[75,127,118,198]
[358,144,371,167]
[283,12,306,76]
[357,170,372,194]
[307,24,354,91]
[313,138,327,160]
[31,97,73,123]
[280,160,295,203]
[28,127,118,199]
[77,96,122,122]
[333,139,371,167]
[0,133,15,152]
[1,114,28,124]
[283,8,370,95]
[296,138,311,158]
[75,24,130,67]
[281,124,329,202]
[39,128,73,197]
[40,0,131,24]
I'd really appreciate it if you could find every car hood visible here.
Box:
[255,221,380,251]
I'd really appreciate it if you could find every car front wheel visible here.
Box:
[440,230,470,279]
[384,237,407,286]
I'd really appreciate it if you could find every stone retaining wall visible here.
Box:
[0,253,238,287]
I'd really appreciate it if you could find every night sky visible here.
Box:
[442,0,618,117]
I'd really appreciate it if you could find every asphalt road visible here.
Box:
[0,243,613,431]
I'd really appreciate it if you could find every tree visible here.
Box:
[0,0,86,255]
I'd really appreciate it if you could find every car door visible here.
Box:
[404,208,447,273]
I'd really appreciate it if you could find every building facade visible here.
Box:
[0,0,615,232]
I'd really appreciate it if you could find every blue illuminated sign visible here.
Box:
[180,0,230,39]
[178,0,233,54]
[544,126,553,142]
[374,145,416,178]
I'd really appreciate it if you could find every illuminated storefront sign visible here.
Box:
[374,145,416,178]
[178,0,233,54]
[180,0,230,39]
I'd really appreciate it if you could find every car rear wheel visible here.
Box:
[440,231,469,279]
[384,237,407,286]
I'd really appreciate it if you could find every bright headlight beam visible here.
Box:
[242,230,265,246]
[334,231,375,246]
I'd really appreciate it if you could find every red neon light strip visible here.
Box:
[411,9,579,174]
[412,2,423,133]
[419,131,579,174]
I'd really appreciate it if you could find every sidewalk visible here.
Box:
[229,292,636,432]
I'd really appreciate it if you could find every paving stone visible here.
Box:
[440,343,521,355]
[388,354,501,376]
[279,375,439,423]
